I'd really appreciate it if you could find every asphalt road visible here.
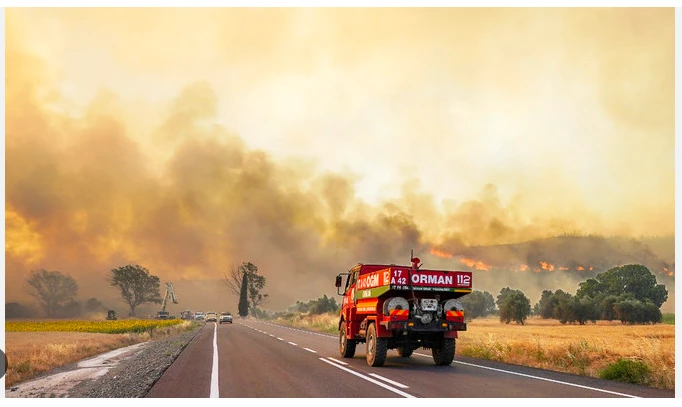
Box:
[145,319,675,398]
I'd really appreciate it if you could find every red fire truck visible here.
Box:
[335,253,472,367]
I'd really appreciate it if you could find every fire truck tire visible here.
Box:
[340,327,356,358]
[432,337,455,366]
[366,323,387,367]
[397,346,413,357]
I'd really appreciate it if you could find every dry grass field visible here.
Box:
[273,313,676,390]
[4,320,195,388]
[456,317,675,390]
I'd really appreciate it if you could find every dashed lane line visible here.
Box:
[368,373,410,389]
[320,358,415,398]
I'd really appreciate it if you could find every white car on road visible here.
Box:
[219,312,233,324]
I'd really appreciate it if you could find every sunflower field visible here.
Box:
[6,319,186,334]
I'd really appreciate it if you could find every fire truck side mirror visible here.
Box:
[335,275,343,288]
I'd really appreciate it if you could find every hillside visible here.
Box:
[467,235,674,276]
[430,234,675,313]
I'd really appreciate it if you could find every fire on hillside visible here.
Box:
[428,247,673,276]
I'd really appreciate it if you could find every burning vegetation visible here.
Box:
[428,235,673,278]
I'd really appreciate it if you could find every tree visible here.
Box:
[238,271,249,317]
[108,264,163,317]
[599,295,619,321]
[495,287,515,309]
[575,278,608,301]
[613,298,662,324]
[223,261,269,311]
[290,295,340,314]
[312,295,339,314]
[460,290,496,319]
[578,264,668,307]
[26,269,79,317]
[497,287,531,325]
[552,289,577,324]
[535,290,557,319]
[576,264,668,323]
[572,296,599,325]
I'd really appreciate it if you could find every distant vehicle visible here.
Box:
[180,310,193,320]
[219,312,233,324]
[106,310,117,320]
[194,311,206,321]
[205,312,218,322]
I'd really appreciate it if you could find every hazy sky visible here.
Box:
[3,8,675,312]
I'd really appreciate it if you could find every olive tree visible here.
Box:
[497,287,531,325]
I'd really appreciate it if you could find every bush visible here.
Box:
[661,313,674,325]
[599,358,652,385]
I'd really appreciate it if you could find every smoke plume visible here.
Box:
[4,8,674,314]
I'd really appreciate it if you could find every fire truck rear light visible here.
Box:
[408,322,414,326]
[442,323,447,327]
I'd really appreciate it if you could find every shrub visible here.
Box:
[661,313,674,325]
[599,358,652,385]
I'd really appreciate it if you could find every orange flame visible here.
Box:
[429,248,454,259]
[459,257,490,271]
[428,248,602,275]
[539,261,555,271]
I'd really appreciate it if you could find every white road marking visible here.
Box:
[368,373,409,388]
[410,352,640,399]
[288,342,298,346]
[255,320,335,338]
[250,322,640,398]
[210,323,219,398]
[325,357,348,366]
[319,358,416,398]
[303,348,317,353]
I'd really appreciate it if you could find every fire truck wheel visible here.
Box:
[339,327,356,358]
[366,323,387,367]
[432,337,455,366]
[397,346,413,358]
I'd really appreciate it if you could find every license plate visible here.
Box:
[421,299,438,311]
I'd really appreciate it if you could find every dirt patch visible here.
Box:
[5,332,147,388]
